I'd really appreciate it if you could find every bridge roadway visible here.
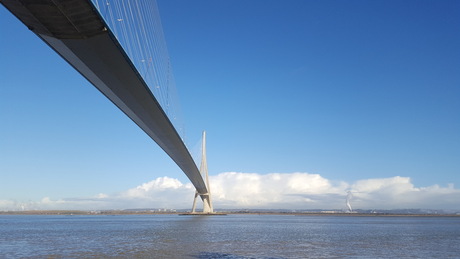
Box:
[1,0,208,195]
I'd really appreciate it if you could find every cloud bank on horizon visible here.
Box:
[1,172,459,211]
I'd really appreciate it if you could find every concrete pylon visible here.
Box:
[191,131,213,213]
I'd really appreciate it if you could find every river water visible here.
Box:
[0,214,459,258]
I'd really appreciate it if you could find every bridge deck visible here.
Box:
[2,0,208,194]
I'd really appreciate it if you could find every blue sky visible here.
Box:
[1,0,459,210]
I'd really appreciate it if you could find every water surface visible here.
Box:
[1,214,459,258]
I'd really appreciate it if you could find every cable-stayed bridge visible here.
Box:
[1,0,213,213]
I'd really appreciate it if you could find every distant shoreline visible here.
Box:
[1,210,459,217]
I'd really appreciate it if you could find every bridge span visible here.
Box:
[2,0,212,212]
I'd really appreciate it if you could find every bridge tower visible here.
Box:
[191,131,214,213]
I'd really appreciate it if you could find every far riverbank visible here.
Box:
[1,210,459,217]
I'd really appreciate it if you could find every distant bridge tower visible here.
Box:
[191,131,214,213]
[346,191,353,213]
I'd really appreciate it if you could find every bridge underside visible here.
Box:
[2,0,208,195]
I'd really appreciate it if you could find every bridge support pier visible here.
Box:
[190,131,214,214]
[191,191,213,213]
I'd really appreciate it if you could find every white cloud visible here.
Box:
[1,173,459,211]
[211,172,348,208]
[350,177,460,210]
